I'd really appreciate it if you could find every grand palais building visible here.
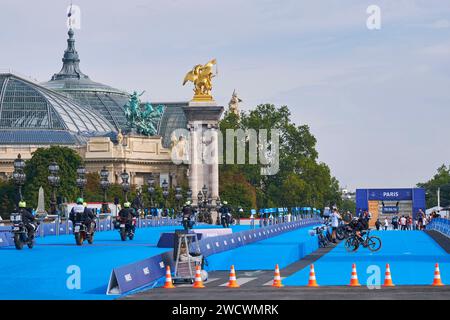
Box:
[0,28,188,187]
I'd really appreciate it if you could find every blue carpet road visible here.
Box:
[284,230,450,286]
[0,225,248,300]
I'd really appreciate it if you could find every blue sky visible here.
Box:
[1,0,449,189]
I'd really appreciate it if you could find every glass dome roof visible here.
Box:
[41,28,130,130]
[0,73,115,134]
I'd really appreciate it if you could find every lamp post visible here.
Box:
[175,185,183,212]
[12,154,26,205]
[147,173,155,208]
[162,179,169,211]
[120,170,130,202]
[100,166,110,213]
[186,188,192,203]
[76,165,87,198]
[48,160,60,215]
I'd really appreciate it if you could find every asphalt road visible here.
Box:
[123,284,450,300]
[123,233,450,300]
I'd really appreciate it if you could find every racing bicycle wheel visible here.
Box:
[366,236,382,252]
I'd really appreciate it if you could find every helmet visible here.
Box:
[76,197,84,205]
[223,201,228,205]
[18,201,26,208]
[185,201,191,206]
[124,202,131,208]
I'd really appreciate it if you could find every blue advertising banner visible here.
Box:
[367,189,413,201]
[382,206,399,214]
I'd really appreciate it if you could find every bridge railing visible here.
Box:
[427,217,450,237]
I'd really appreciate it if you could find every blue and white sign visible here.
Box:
[368,189,413,201]
[382,206,399,214]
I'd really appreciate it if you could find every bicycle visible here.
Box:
[344,229,382,252]
[313,225,331,248]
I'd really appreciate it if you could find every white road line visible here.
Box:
[263,277,286,286]
[219,277,257,286]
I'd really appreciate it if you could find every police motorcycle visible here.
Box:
[181,201,196,231]
[116,216,136,241]
[70,199,95,246]
[114,202,136,241]
[10,207,38,250]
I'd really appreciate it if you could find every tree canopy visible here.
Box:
[218,103,342,215]
[418,164,450,208]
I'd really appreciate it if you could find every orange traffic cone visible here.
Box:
[193,265,205,288]
[383,264,395,287]
[227,265,240,288]
[272,264,284,287]
[163,266,175,289]
[308,264,319,287]
[432,263,444,286]
[349,263,361,287]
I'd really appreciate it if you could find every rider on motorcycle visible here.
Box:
[219,201,232,228]
[181,201,194,230]
[18,201,37,239]
[69,198,96,232]
[117,202,138,233]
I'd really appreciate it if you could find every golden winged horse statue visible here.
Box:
[183,59,217,101]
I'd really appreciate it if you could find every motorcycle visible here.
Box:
[116,217,136,241]
[10,212,37,250]
[182,215,195,231]
[74,221,95,246]
[221,213,230,228]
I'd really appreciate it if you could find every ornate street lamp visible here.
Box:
[147,173,155,207]
[76,165,87,198]
[48,160,60,215]
[12,154,26,204]
[186,188,192,203]
[121,169,130,202]
[162,179,169,210]
[100,166,110,213]
[202,184,208,198]
[215,197,221,211]
[175,185,183,212]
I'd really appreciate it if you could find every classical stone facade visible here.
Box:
[0,134,187,187]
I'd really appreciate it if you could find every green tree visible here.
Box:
[218,103,342,210]
[0,179,16,219]
[418,164,450,208]
[22,146,83,208]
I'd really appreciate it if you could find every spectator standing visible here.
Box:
[384,218,389,230]
[406,216,412,230]
[375,218,381,231]
[400,216,407,230]
[330,209,341,244]
[392,216,399,230]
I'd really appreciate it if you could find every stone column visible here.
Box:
[183,102,224,211]
[210,124,219,199]
[189,123,199,204]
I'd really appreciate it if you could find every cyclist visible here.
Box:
[355,210,370,240]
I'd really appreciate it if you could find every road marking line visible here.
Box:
[263,277,286,286]
[219,277,257,286]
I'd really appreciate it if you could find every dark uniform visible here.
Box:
[219,205,232,228]
[118,207,138,232]
[69,204,96,231]
[19,208,37,237]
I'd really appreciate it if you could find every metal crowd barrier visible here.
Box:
[427,218,450,237]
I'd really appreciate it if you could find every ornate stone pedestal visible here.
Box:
[183,101,223,222]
